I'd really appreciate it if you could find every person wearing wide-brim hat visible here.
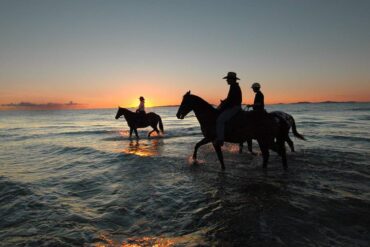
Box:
[215,72,242,146]
[136,96,146,114]
[247,82,264,111]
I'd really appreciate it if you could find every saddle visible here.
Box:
[135,111,148,126]
[225,109,270,136]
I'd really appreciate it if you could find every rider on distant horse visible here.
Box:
[247,82,264,111]
[136,96,146,124]
[215,72,242,146]
[136,96,146,114]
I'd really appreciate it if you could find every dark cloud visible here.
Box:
[1,101,84,109]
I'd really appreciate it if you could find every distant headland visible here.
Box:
[274,101,363,105]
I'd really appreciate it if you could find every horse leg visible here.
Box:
[257,138,269,169]
[278,137,288,170]
[286,135,295,152]
[193,138,210,160]
[129,128,133,138]
[134,129,139,139]
[212,142,225,170]
[148,129,155,138]
[239,139,254,154]
[153,125,160,135]
[247,138,257,155]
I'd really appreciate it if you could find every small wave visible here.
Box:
[0,133,17,138]
[101,136,126,141]
[298,121,323,127]
[357,115,370,121]
[103,127,202,142]
[57,146,100,155]
[59,130,116,136]
[42,143,143,163]
[350,107,370,111]
[0,176,32,202]
[327,135,370,143]
[43,144,115,158]
[0,127,23,131]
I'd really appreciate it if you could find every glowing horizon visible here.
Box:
[1,0,369,110]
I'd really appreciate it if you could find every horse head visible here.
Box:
[176,91,193,119]
[115,106,125,119]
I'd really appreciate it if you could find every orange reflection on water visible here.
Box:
[94,231,207,247]
[119,130,130,137]
[94,236,173,247]
[122,139,161,157]
[121,236,174,247]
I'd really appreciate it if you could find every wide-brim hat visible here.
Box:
[223,72,240,80]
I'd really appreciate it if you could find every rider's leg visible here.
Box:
[216,111,228,146]
[215,106,240,146]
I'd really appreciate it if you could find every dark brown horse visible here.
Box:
[239,111,305,154]
[176,91,288,170]
[115,107,164,138]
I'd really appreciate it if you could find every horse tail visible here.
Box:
[158,115,164,134]
[291,116,305,140]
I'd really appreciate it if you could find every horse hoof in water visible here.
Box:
[192,159,200,165]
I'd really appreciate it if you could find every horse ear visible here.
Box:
[186,90,191,95]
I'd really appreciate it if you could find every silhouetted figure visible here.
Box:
[115,107,164,138]
[136,96,146,125]
[215,72,242,146]
[136,96,146,113]
[239,111,306,154]
[176,91,290,170]
[247,82,264,111]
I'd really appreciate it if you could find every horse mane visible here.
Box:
[119,107,131,112]
[118,107,136,117]
[188,94,218,113]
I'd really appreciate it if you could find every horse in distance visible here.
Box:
[115,107,164,138]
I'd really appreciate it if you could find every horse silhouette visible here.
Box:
[239,111,305,154]
[176,91,288,170]
[115,107,164,138]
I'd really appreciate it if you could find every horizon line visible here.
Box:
[1,100,369,111]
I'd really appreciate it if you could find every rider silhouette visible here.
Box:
[247,82,264,111]
[215,72,242,146]
[136,96,146,124]
[136,96,146,114]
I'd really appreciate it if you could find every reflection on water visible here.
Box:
[94,231,207,247]
[94,236,174,247]
[122,139,161,157]
[121,236,174,247]
[2,105,370,246]
[119,130,130,137]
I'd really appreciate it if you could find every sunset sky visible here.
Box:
[1,0,369,109]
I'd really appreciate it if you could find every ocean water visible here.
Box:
[0,103,369,246]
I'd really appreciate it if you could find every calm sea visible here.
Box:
[1,103,369,246]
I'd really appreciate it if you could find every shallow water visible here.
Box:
[0,103,370,246]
